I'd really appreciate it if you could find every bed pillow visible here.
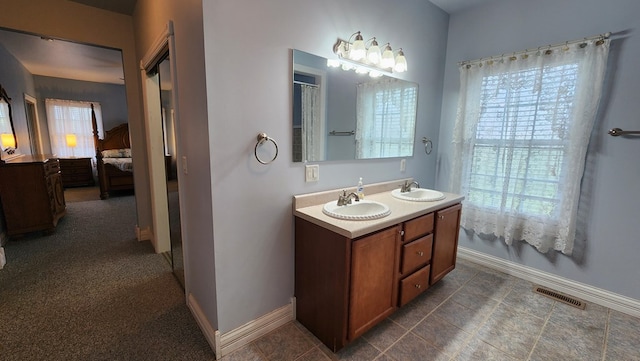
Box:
[101,148,131,158]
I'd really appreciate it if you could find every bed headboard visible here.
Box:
[100,123,130,151]
[90,103,130,153]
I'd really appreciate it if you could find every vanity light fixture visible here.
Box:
[331,31,408,77]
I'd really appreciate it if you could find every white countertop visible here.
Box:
[294,179,464,239]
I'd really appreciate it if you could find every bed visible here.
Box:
[91,105,134,199]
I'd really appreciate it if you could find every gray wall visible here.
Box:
[436,0,640,300]
[203,0,449,332]
[0,44,37,155]
[34,75,128,137]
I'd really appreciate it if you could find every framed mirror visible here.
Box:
[0,84,18,155]
[293,49,418,162]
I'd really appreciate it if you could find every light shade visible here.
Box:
[380,44,395,69]
[366,39,381,64]
[1,133,15,149]
[66,134,77,148]
[394,49,407,72]
[349,33,366,61]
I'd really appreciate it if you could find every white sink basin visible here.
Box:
[322,200,391,221]
[391,188,445,202]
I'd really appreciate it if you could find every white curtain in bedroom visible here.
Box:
[46,99,104,159]
[450,36,610,254]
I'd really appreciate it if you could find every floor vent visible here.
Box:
[533,286,586,310]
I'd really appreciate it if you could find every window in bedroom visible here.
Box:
[45,99,104,159]
[450,35,610,254]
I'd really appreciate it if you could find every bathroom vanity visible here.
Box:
[293,180,463,351]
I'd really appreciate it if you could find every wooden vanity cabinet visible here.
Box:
[295,202,462,352]
[431,203,462,284]
[295,218,401,351]
[0,156,66,236]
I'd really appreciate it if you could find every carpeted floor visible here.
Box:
[0,195,217,360]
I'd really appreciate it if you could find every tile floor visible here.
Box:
[220,259,640,361]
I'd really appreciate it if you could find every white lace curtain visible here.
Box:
[356,79,417,159]
[46,99,104,158]
[450,37,610,254]
[300,84,322,161]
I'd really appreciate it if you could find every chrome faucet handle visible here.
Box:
[337,190,351,206]
[400,180,420,193]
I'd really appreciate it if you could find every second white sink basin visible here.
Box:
[323,200,391,221]
[391,188,445,202]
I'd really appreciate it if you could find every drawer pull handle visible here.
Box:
[416,251,424,256]
[415,284,421,289]
[438,215,445,220]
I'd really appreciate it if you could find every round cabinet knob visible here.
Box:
[400,230,405,236]
[415,284,421,289]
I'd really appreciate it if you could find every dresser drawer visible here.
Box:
[403,213,434,242]
[400,234,432,275]
[399,265,430,306]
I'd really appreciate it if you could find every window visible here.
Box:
[356,79,417,159]
[450,38,609,254]
[469,63,578,218]
[45,99,104,159]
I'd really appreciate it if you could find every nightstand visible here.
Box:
[59,157,95,187]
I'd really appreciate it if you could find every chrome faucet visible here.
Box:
[400,180,420,193]
[337,190,360,206]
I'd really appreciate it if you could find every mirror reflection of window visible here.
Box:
[292,49,419,162]
[355,79,418,159]
[0,99,16,152]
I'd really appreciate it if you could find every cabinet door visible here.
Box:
[430,203,462,284]
[348,225,400,340]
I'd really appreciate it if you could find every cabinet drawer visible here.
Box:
[404,213,434,241]
[400,234,432,275]
[399,265,430,306]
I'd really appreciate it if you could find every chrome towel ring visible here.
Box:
[254,132,279,164]
[422,137,433,155]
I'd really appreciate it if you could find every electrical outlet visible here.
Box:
[400,159,406,172]
[305,164,319,182]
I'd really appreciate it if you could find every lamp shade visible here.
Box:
[1,133,15,149]
[66,134,77,148]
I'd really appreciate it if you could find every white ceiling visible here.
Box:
[0,28,124,85]
[428,0,494,13]
[0,1,486,86]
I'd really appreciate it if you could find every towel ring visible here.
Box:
[254,132,278,164]
[422,137,433,155]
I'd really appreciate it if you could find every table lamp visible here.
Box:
[66,134,77,157]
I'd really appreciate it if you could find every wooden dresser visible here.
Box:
[0,155,66,236]
[59,157,94,187]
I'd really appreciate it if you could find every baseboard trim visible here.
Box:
[218,300,295,358]
[135,225,153,242]
[187,293,220,357]
[187,295,295,360]
[458,247,640,317]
